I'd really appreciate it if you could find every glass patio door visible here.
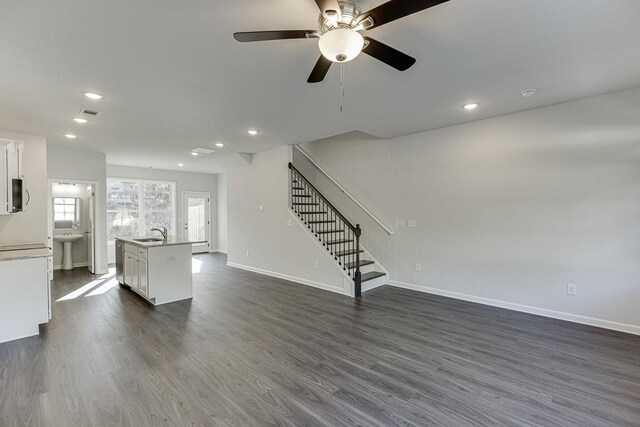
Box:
[182,192,210,254]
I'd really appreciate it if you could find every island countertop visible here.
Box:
[116,236,207,248]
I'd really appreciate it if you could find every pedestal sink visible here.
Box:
[53,234,84,270]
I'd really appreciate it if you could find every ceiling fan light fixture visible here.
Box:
[318,28,364,63]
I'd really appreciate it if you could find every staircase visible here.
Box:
[288,163,386,297]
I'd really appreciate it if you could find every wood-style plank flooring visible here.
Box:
[1,253,639,426]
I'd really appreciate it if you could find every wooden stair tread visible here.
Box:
[308,220,335,224]
[345,259,374,269]
[325,239,353,246]
[293,202,319,206]
[298,211,327,215]
[360,271,386,282]
[317,230,345,234]
[335,249,364,257]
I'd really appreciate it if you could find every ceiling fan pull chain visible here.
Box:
[340,63,346,113]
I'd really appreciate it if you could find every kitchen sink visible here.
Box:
[134,237,165,243]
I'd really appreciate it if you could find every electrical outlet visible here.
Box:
[395,219,406,228]
[408,220,416,228]
[314,261,319,269]
[259,205,264,212]
[415,263,421,272]
[286,219,292,227]
[567,283,577,296]
[245,249,250,257]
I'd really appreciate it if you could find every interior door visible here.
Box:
[182,192,210,254]
[87,190,96,273]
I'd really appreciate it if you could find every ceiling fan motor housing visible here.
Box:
[318,0,363,33]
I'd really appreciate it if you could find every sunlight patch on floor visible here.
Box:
[56,270,117,301]
[86,278,119,297]
[192,258,203,274]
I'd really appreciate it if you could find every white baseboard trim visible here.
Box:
[53,262,89,271]
[227,261,350,296]
[388,280,640,336]
[212,249,228,254]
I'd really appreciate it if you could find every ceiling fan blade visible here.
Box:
[233,30,315,43]
[314,0,341,16]
[307,55,332,83]
[361,0,449,30]
[363,37,416,71]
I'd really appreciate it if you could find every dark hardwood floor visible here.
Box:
[1,253,639,426]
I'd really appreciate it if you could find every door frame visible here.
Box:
[48,178,100,273]
[181,191,211,254]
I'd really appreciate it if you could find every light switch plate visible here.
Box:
[395,219,405,228]
[408,220,416,228]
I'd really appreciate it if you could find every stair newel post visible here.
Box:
[288,164,292,210]
[355,224,362,298]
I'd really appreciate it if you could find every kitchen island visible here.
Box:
[116,236,205,306]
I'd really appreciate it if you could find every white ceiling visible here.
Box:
[1,0,640,174]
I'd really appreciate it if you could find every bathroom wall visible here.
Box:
[51,182,91,269]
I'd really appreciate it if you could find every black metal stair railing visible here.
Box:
[288,163,362,297]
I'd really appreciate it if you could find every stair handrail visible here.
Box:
[293,145,394,236]
[289,162,356,232]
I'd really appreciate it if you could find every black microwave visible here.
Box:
[11,178,23,213]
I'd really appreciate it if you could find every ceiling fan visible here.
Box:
[233,0,449,83]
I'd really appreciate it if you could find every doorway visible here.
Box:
[47,179,98,273]
[181,191,211,254]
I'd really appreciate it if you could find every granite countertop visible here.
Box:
[0,247,53,262]
[116,236,207,248]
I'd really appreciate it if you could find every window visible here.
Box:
[54,197,80,229]
[54,198,77,222]
[107,178,176,242]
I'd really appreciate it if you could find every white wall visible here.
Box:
[51,183,91,269]
[227,146,352,295]
[48,147,108,274]
[299,88,640,334]
[106,165,218,261]
[0,130,47,246]
[216,174,228,253]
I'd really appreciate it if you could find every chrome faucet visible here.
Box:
[150,226,168,242]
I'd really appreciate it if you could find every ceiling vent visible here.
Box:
[191,147,216,155]
[80,108,99,116]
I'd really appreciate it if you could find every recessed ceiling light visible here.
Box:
[215,143,225,147]
[462,102,480,111]
[73,117,88,124]
[83,92,104,100]
[248,129,259,135]
[64,133,77,139]
[178,163,184,167]
[191,152,199,156]
[521,88,537,98]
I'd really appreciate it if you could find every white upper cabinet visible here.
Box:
[0,139,25,215]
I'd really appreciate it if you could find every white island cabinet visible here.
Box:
[116,237,204,306]
[0,247,52,344]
